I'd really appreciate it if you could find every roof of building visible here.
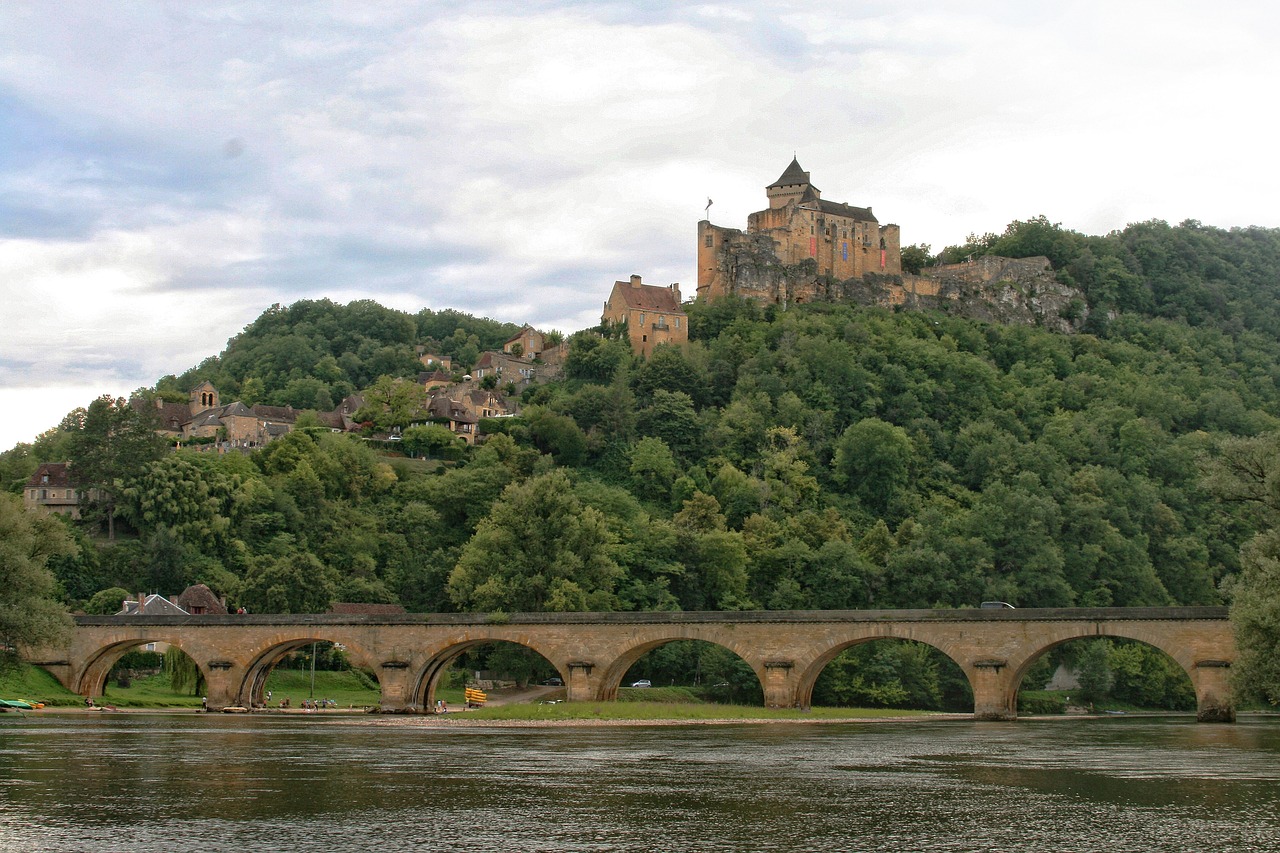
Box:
[118,594,189,617]
[27,462,71,488]
[251,405,297,422]
[173,583,228,615]
[503,324,540,345]
[768,157,816,191]
[190,411,225,430]
[426,395,479,423]
[609,280,684,314]
[813,199,878,223]
[418,369,452,384]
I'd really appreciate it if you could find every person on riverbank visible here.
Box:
[201,696,207,712]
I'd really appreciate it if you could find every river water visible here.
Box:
[1,714,1278,852]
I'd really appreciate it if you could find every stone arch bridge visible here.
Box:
[31,606,1236,721]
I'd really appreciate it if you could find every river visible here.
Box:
[1,714,1278,852]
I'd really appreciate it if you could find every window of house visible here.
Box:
[639,313,646,326]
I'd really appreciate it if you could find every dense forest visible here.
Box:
[7,216,1280,708]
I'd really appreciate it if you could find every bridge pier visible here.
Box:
[1192,660,1236,723]
[202,662,245,711]
[762,660,797,708]
[377,661,414,711]
[970,660,1017,721]
[566,661,596,703]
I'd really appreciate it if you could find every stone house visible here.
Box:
[23,462,90,518]
[418,369,453,392]
[502,325,546,359]
[416,349,452,371]
[424,394,479,443]
[142,384,365,451]
[601,274,688,358]
[473,351,539,385]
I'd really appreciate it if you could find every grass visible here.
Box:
[0,661,84,707]
[260,668,384,708]
[462,699,939,722]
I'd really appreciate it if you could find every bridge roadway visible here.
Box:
[32,606,1236,721]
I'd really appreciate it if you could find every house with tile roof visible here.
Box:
[23,462,92,518]
[117,593,191,617]
[601,274,688,358]
[502,325,546,359]
[473,351,539,385]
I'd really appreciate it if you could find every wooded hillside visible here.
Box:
[6,218,1280,622]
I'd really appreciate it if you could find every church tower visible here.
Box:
[189,380,219,415]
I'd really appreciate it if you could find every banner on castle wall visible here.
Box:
[842,242,848,261]
[809,238,816,257]
[881,249,886,270]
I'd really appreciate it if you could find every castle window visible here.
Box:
[705,234,713,247]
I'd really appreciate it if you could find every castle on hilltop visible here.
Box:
[698,157,902,302]
[695,158,1087,333]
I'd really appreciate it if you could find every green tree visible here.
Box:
[1229,527,1280,705]
[1074,639,1116,705]
[448,470,622,611]
[84,586,131,615]
[900,243,932,275]
[832,418,915,515]
[67,395,167,538]
[402,424,465,460]
[240,552,340,614]
[628,437,679,502]
[0,495,75,658]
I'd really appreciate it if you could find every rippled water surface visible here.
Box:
[2,714,1278,852]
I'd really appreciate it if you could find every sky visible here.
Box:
[2,1,1278,451]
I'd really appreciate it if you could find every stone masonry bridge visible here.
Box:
[31,606,1236,721]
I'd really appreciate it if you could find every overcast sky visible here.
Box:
[2,1,1278,451]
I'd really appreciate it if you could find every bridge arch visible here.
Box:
[405,637,562,711]
[239,634,380,707]
[596,628,763,702]
[1004,627,1204,718]
[75,636,206,699]
[793,632,974,711]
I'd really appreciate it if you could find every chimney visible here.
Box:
[630,274,642,288]
[670,283,681,302]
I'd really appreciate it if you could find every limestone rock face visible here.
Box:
[706,241,1088,333]
[917,256,1089,334]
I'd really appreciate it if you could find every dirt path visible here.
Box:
[479,685,561,707]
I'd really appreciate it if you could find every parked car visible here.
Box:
[980,601,1015,609]
[541,677,564,686]
[630,679,652,688]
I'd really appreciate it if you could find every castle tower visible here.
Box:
[766,157,819,210]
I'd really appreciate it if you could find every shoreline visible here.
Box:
[9,707,1218,727]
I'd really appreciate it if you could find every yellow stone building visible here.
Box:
[601,274,688,358]
[698,158,902,303]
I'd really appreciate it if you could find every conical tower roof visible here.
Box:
[768,157,813,190]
